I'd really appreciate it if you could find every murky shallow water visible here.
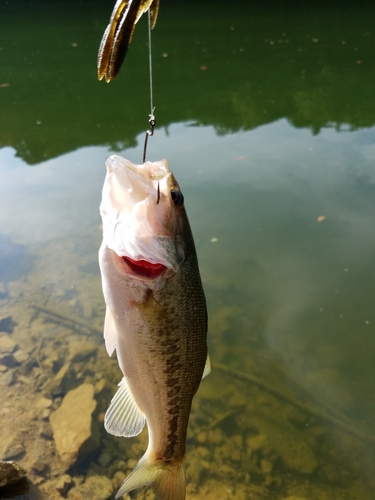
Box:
[1,120,375,499]
[1,0,375,499]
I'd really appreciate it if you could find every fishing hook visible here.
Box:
[143,110,155,163]
[156,181,160,205]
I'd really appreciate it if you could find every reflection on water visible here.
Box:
[1,0,375,163]
[1,120,375,499]
[1,0,375,498]
[0,234,34,285]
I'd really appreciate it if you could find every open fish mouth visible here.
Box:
[122,256,166,279]
[100,155,186,275]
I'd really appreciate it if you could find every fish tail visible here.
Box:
[115,452,185,500]
[153,460,186,500]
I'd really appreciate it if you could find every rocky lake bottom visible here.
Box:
[0,234,375,500]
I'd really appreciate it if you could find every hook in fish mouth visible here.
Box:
[123,256,166,278]
[156,182,160,205]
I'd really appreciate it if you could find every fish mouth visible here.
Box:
[122,256,167,279]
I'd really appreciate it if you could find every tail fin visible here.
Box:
[115,452,185,500]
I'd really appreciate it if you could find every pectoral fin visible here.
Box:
[105,377,146,437]
[104,306,117,356]
[202,353,211,379]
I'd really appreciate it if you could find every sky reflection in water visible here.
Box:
[1,120,374,427]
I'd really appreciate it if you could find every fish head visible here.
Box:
[100,155,188,282]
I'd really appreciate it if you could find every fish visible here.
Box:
[98,154,210,500]
[98,0,161,82]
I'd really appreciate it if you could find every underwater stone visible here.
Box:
[36,397,53,409]
[229,448,241,462]
[260,458,273,474]
[43,352,60,372]
[186,457,204,484]
[31,458,49,476]
[0,317,17,334]
[13,349,29,363]
[96,449,112,468]
[112,470,127,490]
[0,461,27,487]
[44,362,74,396]
[196,446,210,458]
[208,428,226,445]
[40,423,53,441]
[50,383,99,467]
[41,408,51,421]
[254,416,318,474]
[0,370,16,386]
[0,438,25,461]
[67,475,114,500]
[246,433,267,451]
[196,431,207,443]
[68,340,98,362]
[55,473,74,495]
[0,334,18,354]
[218,464,237,476]
[126,458,137,470]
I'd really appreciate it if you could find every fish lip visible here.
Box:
[122,256,167,279]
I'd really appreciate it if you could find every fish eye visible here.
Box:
[170,189,184,207]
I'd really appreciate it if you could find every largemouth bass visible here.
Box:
[98,155,210,500]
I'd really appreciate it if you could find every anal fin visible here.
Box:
[202,353,211,379]
[105,377,145,437]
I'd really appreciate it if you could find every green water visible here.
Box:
[0,0,375,499]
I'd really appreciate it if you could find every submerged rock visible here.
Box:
[0,334,19,368]
[0,370,16,386]
[0,334,18,354]
[0,461,27,487]
[13,349,29,363]
[67,475,114,500]
[40,423,53,441]
[0,317,17,334]
[96,449,112,468]
[248,414,318,474]
[50,383,100,467]
[36,397,53,409]
[68,340,98,362]
[44,362,74,396]
[55,473,74,496]
[0,437,25,461]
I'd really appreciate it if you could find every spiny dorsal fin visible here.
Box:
[105,377,145,437]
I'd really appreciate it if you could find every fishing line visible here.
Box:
[143,8,156,163]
